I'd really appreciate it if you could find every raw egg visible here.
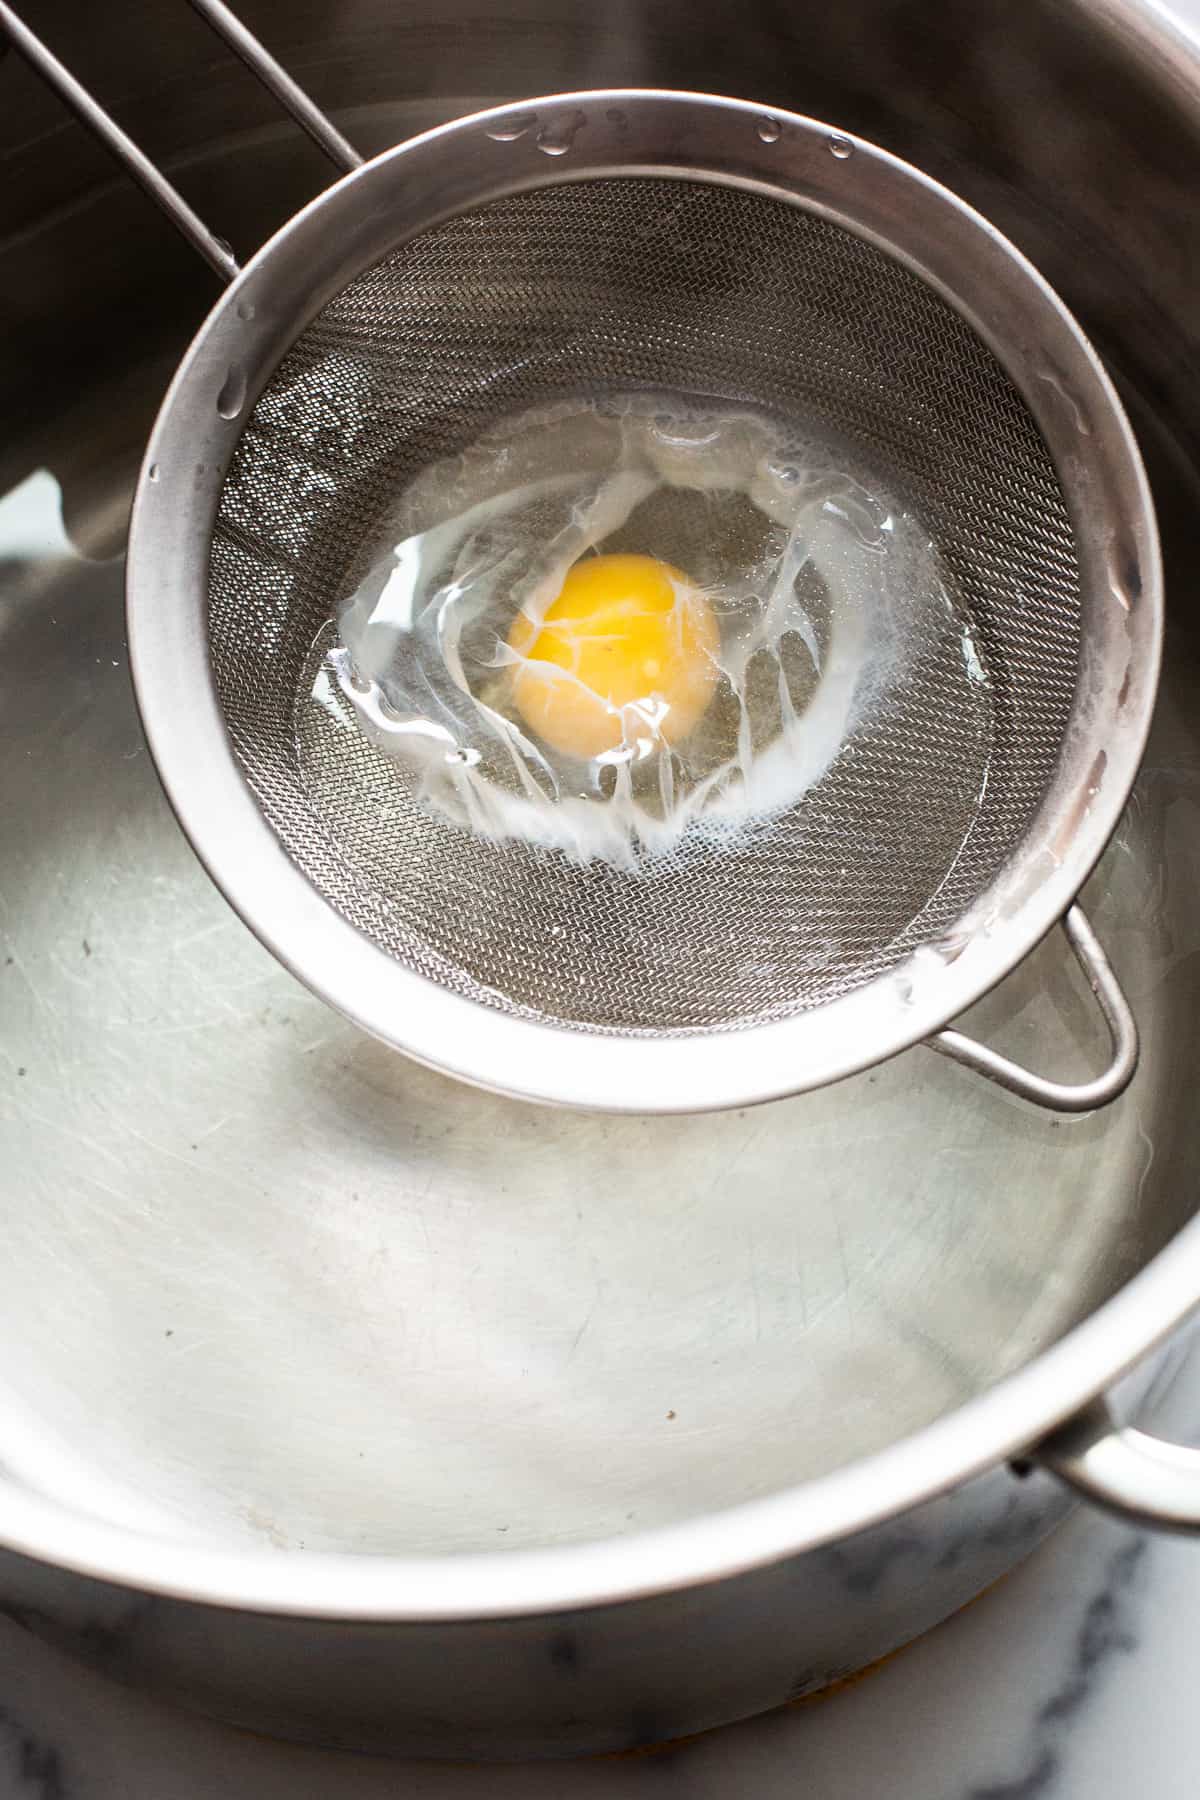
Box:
[507,553,720,760]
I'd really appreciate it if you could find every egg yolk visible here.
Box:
[507,554,720,761]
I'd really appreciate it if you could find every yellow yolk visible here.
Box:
[507,554,720,761]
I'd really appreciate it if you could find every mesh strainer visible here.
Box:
[7,9,1160,1113]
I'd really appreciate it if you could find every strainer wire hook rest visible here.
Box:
[0,0,1145,1115]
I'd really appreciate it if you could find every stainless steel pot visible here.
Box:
[3,0,1200,1760]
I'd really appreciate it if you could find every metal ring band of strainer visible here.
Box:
[0,22,1160,1111]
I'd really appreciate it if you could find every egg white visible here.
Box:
[330,396,952,870]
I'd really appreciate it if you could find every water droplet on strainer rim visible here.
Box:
[535,109,586,156]
[829,133,854,159]
[757,116,782,144]
[216,365,247,420]
[236,298,256,322]
[1098,534,1142,616]
[1036,362,1092,436]
[485,111,537,142]
[147,463,159,483]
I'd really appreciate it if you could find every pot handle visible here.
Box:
[928,905,1138,1113]
[1032,1397,1200,1533]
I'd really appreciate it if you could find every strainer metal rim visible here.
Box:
[126,89,1162,1113]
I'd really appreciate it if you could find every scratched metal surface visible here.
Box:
[1,430,1198,1558]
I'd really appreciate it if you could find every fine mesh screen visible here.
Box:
[208,177,1081,1034]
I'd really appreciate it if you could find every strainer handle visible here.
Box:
[0,0,360,283]
[929,904,1138,1113]
[185,0,362,175]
